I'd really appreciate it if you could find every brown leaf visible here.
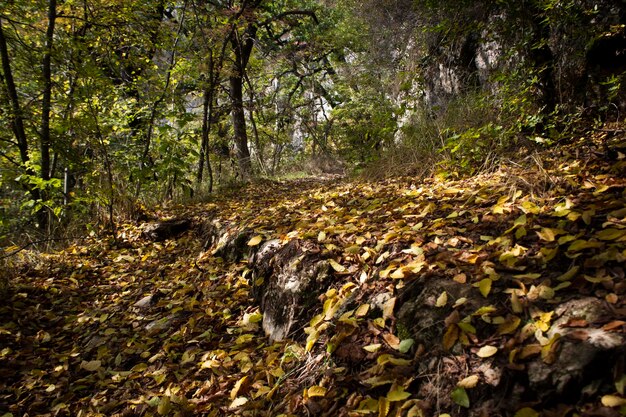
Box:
[563,318,589,328]
[443,325,459,351]
[602,320,626,331]
[383,333,401,349]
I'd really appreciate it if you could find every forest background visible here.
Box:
[1,0,624,241]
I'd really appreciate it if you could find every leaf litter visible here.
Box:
[2,135,626,416]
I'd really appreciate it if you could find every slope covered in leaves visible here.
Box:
[2,132,626,417]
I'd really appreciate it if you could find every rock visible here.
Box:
[396,276,474,346]
[145,312,185,336]
[142,218,191,241]
[527,297,624,400]
[370,292,394,312]
[133,294,158,308]
[252,240,329,342]
[212,226,255,262]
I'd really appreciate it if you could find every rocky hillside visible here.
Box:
[2,131,626,416]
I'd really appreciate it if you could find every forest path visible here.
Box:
[2,133,626,416]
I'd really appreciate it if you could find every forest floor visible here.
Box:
[2,130,626,417]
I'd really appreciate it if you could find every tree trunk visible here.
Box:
[245,73,266,174]
[228,24,257,181]
[230,73,253,180]
[0,19,30,168]
[41,0,57,183]
[197,84,214,193]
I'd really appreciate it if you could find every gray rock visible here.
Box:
[527,297,624,397]
[142,218,191,241]
[253,240,329,342]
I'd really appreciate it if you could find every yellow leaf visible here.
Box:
[498,316,521,335]
[247,235,263,246]
[453,297,468,308]
[356,304,370,317]
[157,396,171,416]
[538,285,555,300]
[231,376,248,400]
[329,259,346,272]
[387,386,411,401]
[390,268,405,279]
[345,245,361,254]
[81,360,102,372]
[407,404,425,417]
[305,330,319,352]
[477,279,492,298]
[318,231,326,242]
[513,273,541,280]
[457,321,476,334]
[476,345,498,358]
[602,395,626,407]
[363,344,382,353]
[457,375,479,389]
[229,397,248,409]
[309,313,324,327]
[520,201,540,214]
[378,397,390,417]
[307,386,327,397]
[557,234,576,245]
[269,367,285,378]
[567,239,603,252]
[363,376,395,387]
[492,195,509,214]
[511,291,523,313]
[584,274,613,283]
[556,266,579,282]
[357,397,379,412]
[514,407,539,417]
[536,228,557,242]
[596,228,626,241]
[435,291,448,307]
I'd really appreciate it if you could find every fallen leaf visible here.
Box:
[247,235,263,246]
[387,385,411,401]
[363,344,382,353]
[477,278,492,297]
[497,316,521,335]
[229,397,249,409]
[457,375,479,389]
[601,395,626,407]
[307,386,327,397]
[80,360,102,372]
[451,387,470,408]
[329,259,346,272]
[379,397,390,417]
[383,333,401,348]
[231,376,248,400]
[398,339,414,353]
[514,407,539,417]
[476,345,498,358]
[157,395,171,415]
[436,291,448,307]
[443,325,459,350]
